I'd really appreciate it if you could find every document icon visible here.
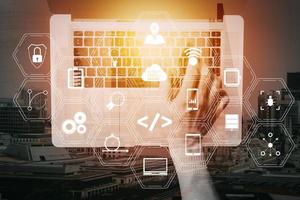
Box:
[225,114,239,130]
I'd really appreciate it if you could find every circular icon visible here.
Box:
[77,124,87,134]
[74,112,86,124]
[106,92,125,110]
[62,119,77,135]
[104,133,121,151]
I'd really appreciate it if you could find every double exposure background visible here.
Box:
[0,0,300,199]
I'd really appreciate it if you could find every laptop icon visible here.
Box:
[143,158,168,176]
[49,1,244,147]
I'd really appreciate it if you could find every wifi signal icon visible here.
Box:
[184,48,202,66]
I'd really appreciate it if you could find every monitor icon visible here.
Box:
[143,158,168,176]
[224,68,240,87]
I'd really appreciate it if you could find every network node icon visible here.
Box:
[260,132,280,157]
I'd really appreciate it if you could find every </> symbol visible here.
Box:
[184,47,202,66]
[137,113,172,132]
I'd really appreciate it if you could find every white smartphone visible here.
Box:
[186,88,198,111]
[185,133,201,156]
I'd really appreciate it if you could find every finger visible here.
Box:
[159,74,171,100]
[210,89,229,125]
[175,61,201,105]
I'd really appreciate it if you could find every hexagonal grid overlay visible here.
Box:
[246,124,295,168]
[129,97,180,146]
[13,33,50,77]
[130,146,176,189]
[169,121,218,173]
[13,78,51,121]
[90,120,140,166]
[245,78,295,123]
[52,99,102,147]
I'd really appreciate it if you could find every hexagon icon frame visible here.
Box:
[130,146,176,190]
[129,97,180,146]
[246,123,295,168]
[245,78,295,123]
[13,78,52,121]
[51,99,102,147]
[13,33,50,77]
[168,121,218,173]
[90,120,140,166]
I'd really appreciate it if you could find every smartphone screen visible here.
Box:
[185,133,201,156]
[187,88,198,111]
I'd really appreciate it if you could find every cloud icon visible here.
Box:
[142,64,167,82]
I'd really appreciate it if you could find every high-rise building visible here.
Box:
[0,98,45,135]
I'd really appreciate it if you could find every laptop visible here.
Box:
[143,158,168,176]
[49,0,243,147]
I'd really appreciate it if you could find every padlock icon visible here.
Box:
[32,47,43,63]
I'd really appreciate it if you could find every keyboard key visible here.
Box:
[95,31,104,36]
[84,78,94,87]
[201,32,210,37]
[122,58,131,66]
[107,68,116,76]
[203,58,213,66]
[140,48,150,56]
[125,38,135,46]
[89,48,99,56]
[212,48,220,56]
[118,78,127,87]
[126,31,136,37]
[115,38,124,46]
[202,48,210,56]
[92,57,101,66]
[191,32,201,37]
[117,68,126,76]
[116,31,125,36]
[105,78,116,87]
[102,58,111,66]
[214,58,221,67]
[74,38,83,46]
[128,78,144,87]
[105,38,114,46]
[127,68,137,76]
[162,48,169,57]
[95,78,104,87]
[176,39,185,46]
[86,68,96,76]
[120,48,129,56]
[132,58,141,66]
[172,48,180,56]
[94,38,103,46]
[186,38,195,47]
[84,38,93,46]
[85,31,94,36]
[130,48,140,56]
[113,58,121,67]
[106,31,115,36]
[179,68,186,76]
[163,58,172,67]
[74,48,88,56]
[207,38,221,46]
[165,38,175,46]
[111,48,119,56]
[74,31,83,36]
[74,58,90,66]
[99,48,109,56]
[211,31,221,37]
[97,68,106,76]
[196,38,205,46]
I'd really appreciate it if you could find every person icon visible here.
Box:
[144,22,165,45]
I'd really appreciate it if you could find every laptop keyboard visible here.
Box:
[73,30,221,88]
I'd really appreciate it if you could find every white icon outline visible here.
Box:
[102,133,129,153]
[185,133,201,156]
[27,43,47,69]
[184,48,201,66]
[137,113,172,132]
[26,88,48,111]
[106,92,125,110]
[143,157,168,176]
[225,114,239,131]
[223,68,240,87]
[144,22,165,45]
[186,88,199,111]
[61,112,87,135]
[68,68,84,89]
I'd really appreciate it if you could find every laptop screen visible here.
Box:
[144,158,167,172]
[47,0,217,19]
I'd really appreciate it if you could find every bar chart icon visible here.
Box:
[225,114,239,130]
